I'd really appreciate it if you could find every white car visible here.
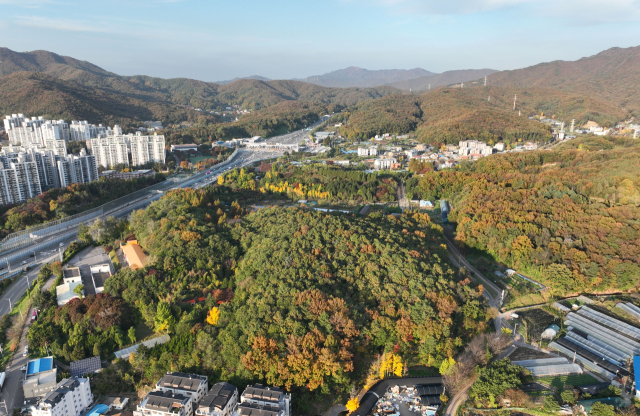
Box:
[23,346,28,356]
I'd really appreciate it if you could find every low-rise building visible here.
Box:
[23,357,57,400]
[62,267,82,284]
[374,158,397,170]
[31,377,92,416]
[171,144,198,152]
[155,372,209,404]
[237,384,291,416]
[357,146,377,157]
[196,382,238,416]
[135,391,193,416]
[56,280,84,306]
[90,264,112,294]
[104,397,129,412]
[121,240,148,270]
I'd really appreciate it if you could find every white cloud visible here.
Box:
[371,0,640,21]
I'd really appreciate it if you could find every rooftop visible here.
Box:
[27,357,53,375]
[122,242,147,270]
[141,390,189,412]
[56,280,83,305]
[237,403,281,416]
[158,372,206,392]
[62,267,81,279]
[198,382,237,412]
[242,384,285,403]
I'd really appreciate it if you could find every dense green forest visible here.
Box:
[27,187,489,411]
[0,175,165,239]
[339,87,626,145]
[407,137,640,295]
[222,163,400,203]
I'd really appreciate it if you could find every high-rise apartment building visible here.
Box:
[57,150,99,188]
[4,115,70,147]
[90,136,129,168]
[0,153,42,205]
[70,120,107,141]
[130,133,166,166]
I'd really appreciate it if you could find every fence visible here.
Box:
[0,230,77,268]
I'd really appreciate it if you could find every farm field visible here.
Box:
[537,374,599,390]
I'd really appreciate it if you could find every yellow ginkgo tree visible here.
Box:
[207,307,220,325]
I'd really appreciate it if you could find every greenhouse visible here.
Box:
[527,363,583,377]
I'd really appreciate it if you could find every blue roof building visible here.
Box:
[634,356,640,398]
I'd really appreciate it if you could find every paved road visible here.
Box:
[0,263,55,412]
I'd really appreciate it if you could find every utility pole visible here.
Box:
[513,95,517,110]
[488,96,490,102]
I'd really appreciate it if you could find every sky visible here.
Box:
[1,0,639,81]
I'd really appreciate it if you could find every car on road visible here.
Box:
[20,260,27,265]
[23,346,28,356]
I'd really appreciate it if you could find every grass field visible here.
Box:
[189,155,218,163]
[537,374,599,390]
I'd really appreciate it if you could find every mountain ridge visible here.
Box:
[388,68,498,91]
[298,66,435,88]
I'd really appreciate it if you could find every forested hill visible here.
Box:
[299,66,435,88]
[78,190,490,410]
[406,135,640,296]
[0,48,402,113]
[0,72,211,130]
[338,86,625,144]
[488,45,640,114]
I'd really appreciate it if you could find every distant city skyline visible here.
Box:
[1,0,639,81]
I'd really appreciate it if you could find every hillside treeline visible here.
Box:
[339,87,626,145]
[408,138,640,295]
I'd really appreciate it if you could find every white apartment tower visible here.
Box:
[90,136,129,168]
[0,154,42,204]
[70,120,107,141]
[130,133,166,166]
[57,150,99,188]
[31,377,92,416]
[3,115,70,147]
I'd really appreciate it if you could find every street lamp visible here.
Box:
[32,251,37,263]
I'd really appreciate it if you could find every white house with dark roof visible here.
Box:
[196,382,238,416]
[135,390,193,416]
[155,372,209,406]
